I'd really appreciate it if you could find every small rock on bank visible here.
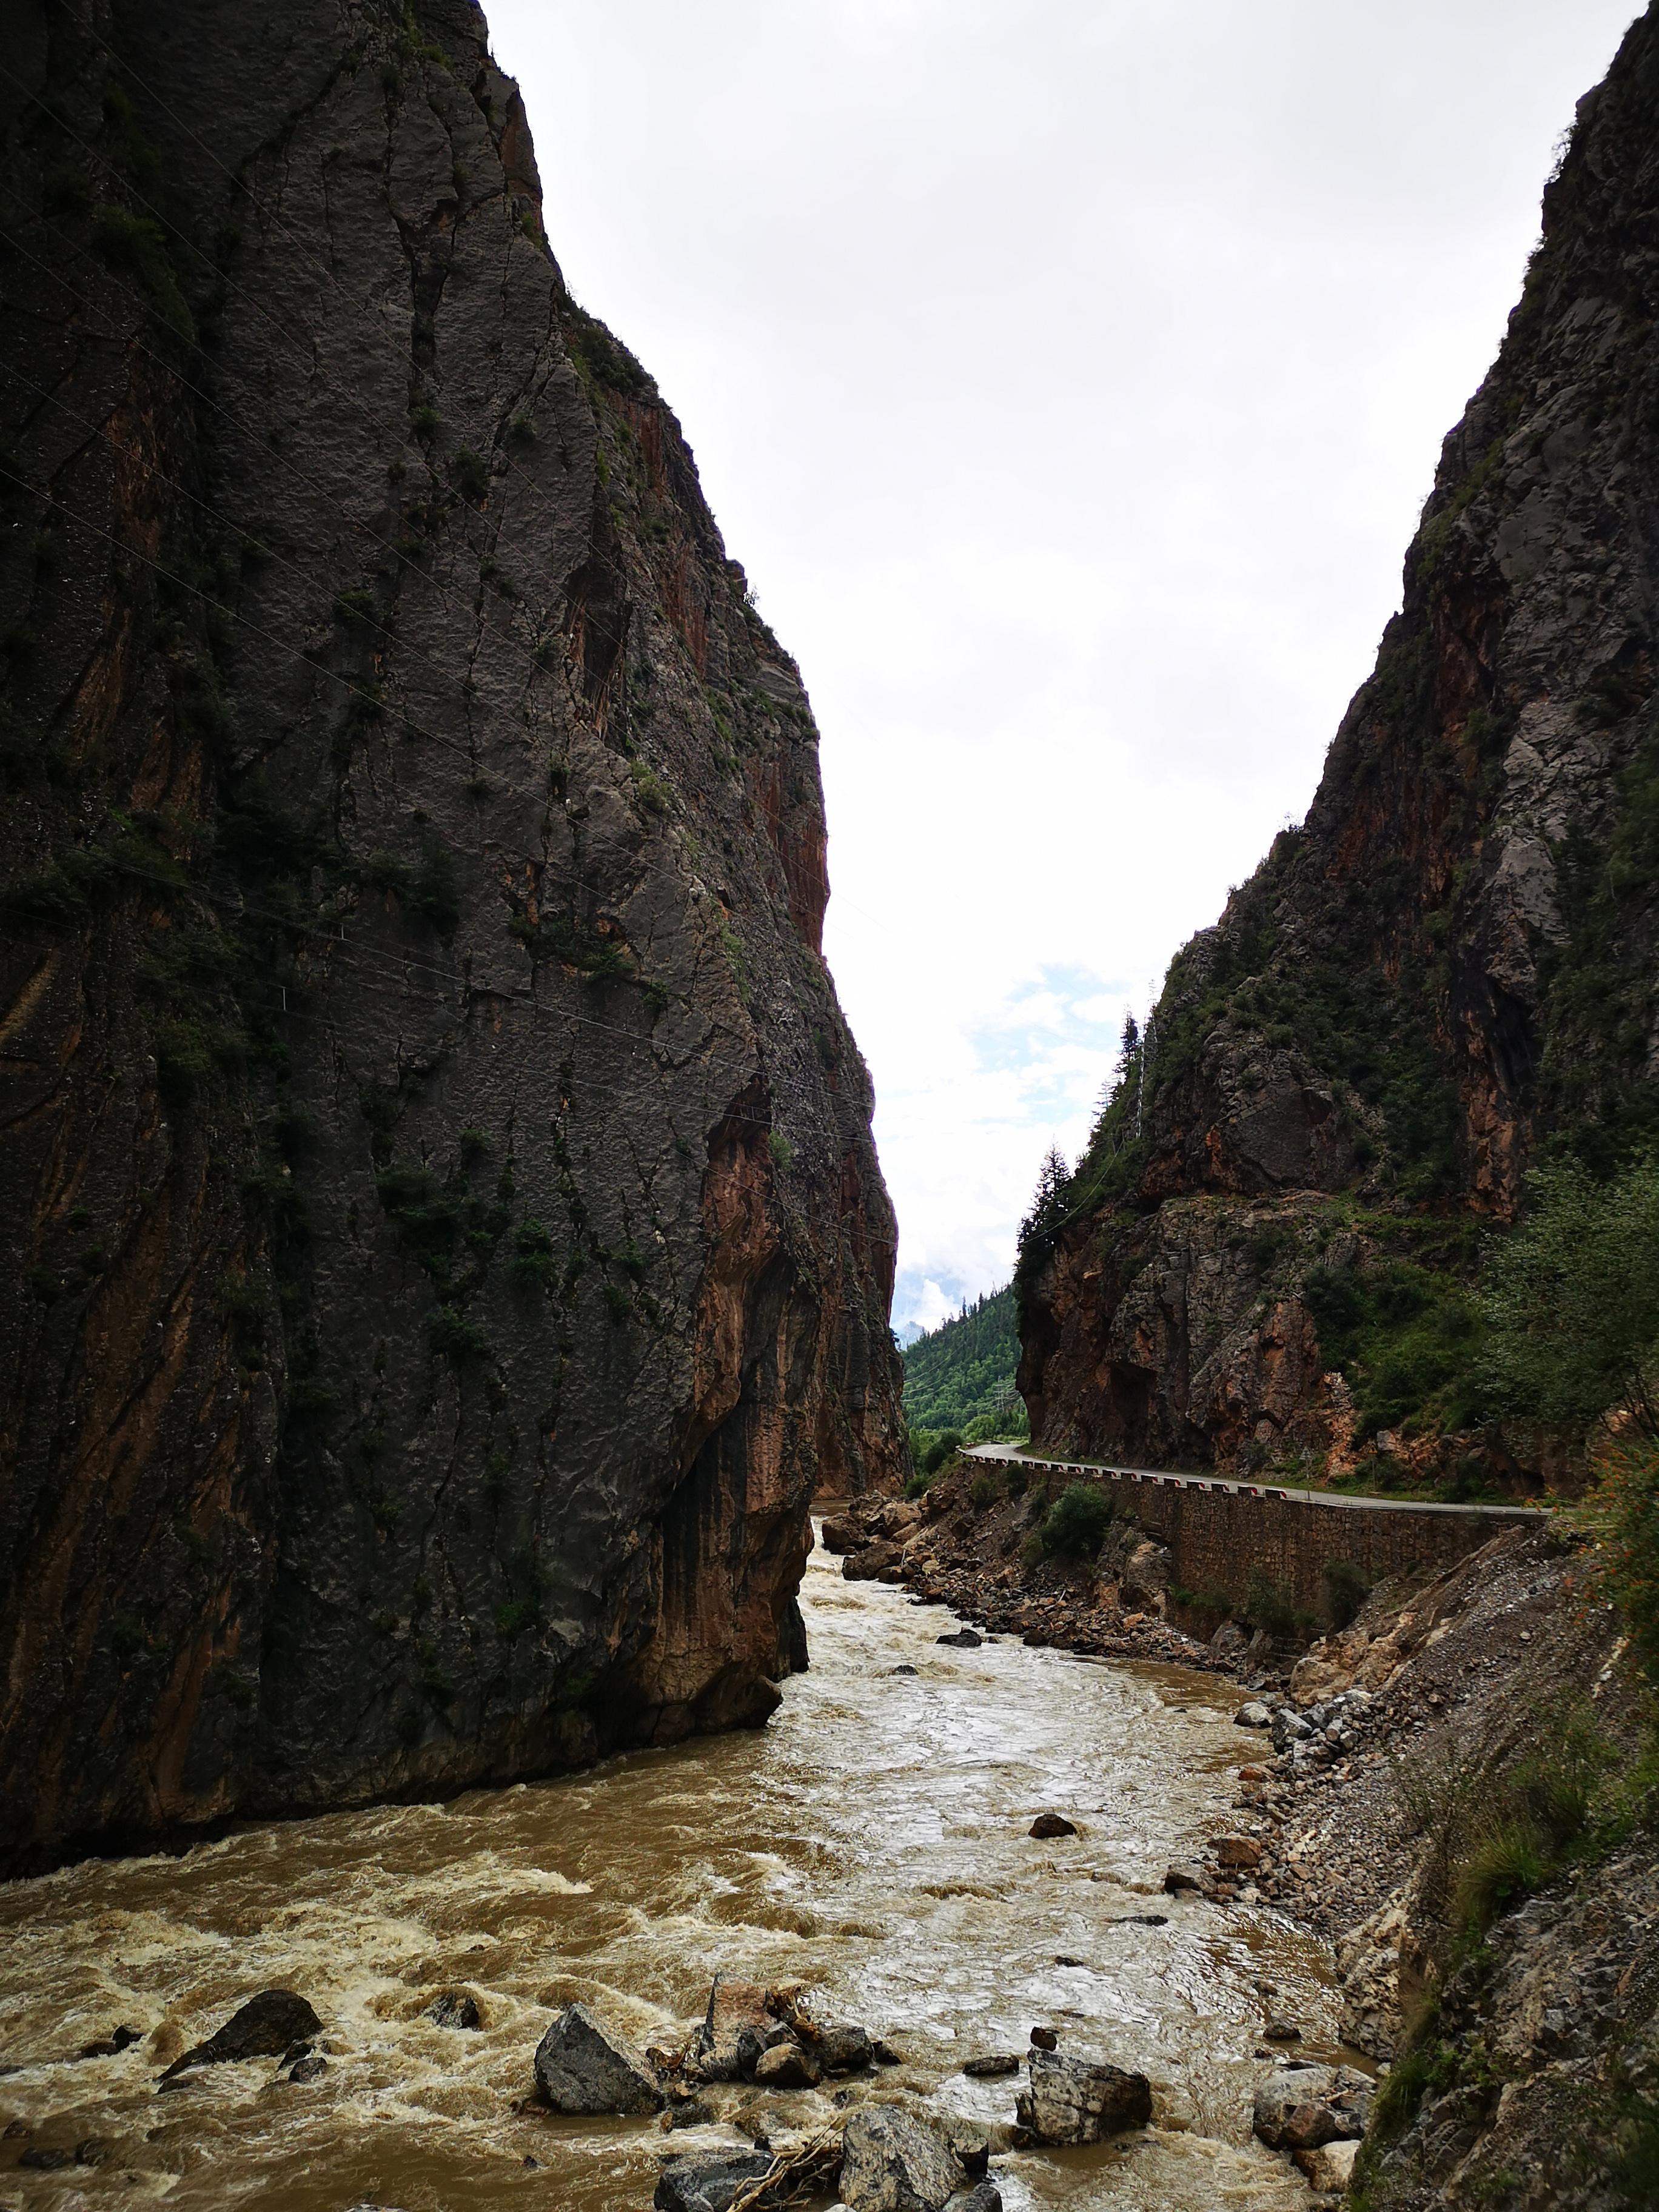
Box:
[534,2002,662,2114]
[1028,1813,1078,1839]
[1252,2064,1372,2150]
[1016,2048,1153,2144]
[839,2105,964,2211]
[1295,2138,1360,2193]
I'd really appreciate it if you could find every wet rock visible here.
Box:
[1028,2026,1058,2051]
[844,1543,900,1583]
[891,1665,919,1676]
[661,2096,716,2131]
[75,2137,110,2166]
[949,2187,1003,2212]
[1028,1814,1078,1840]
[814,2022,874,2074]
[1234,1701,1272,1729]
[1214,1836,1263,1869]
[1015,2049,1153,2143]
[820,1515,860,1555]
[1252,2065,1372,2150]
[424,1990,482,2031]
[936,1629,982,1649]
[533,2002,663,2114]
[754,2038,820,2089]
[1162,1866,1212,1895]
[1107,1914,1168,1927]
[871,2038,903,2066]
[287,2054,327,2083]
[159,1989,323,2082]
[654,2147,776,2212]
[962,2054,1021,2078]
[19,2147,75,2171]
[1294,2139,1360,2191]
[76,2025,142,2059]
[1264,2019,1301,2042]
[687,1974,777,2082]
[839,2105,964,2211]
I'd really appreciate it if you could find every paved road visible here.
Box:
[962,1441,1547,1521]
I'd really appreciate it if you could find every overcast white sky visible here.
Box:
[488,0,1638,1341]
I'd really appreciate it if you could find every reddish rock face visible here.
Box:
[0,0,902,1873]
[1022,11,1659,1475]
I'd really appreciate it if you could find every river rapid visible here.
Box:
[0,1537,1349,2210]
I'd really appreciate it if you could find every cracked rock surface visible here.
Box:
[0,0,902,1874]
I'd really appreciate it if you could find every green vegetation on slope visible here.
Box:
[902,1285,1027,1444]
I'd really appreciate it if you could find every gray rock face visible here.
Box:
[532,2002,662,2115]
[1018,7,1659,1483]
[0,0,903,1875]
[1251,2064,1372,2151]
[838,2106,964,2212]
[1014,2048,1153,2143]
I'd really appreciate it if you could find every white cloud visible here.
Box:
[488,0,1638,1338]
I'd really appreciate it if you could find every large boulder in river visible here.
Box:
[159,1990,321,2081]
[533,2002,663,2114]
[1015,2048,1153,2143]
[839,2106,964,2211]
[843,1541,902,1583]
[1252,2063,1372,2150]
[820,1515,860,1555]
[654,2148,776,2212]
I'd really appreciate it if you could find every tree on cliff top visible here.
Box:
[1016,1146,1072,1279]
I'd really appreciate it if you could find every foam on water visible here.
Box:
[0,1538,1349,2209]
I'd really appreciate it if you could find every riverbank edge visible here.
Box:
[823,1458,1659,2207]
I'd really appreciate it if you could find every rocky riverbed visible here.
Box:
[0,1532,1362,2210]
[834,1458,1659,2205]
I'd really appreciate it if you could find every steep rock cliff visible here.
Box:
[1021,4,1659,1484]
[0,0,903,1874]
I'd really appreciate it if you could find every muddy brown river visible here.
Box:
[0,1536,1348,2209]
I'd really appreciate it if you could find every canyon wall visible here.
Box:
[1021,2,1659,1484]
[0,0,903,1874]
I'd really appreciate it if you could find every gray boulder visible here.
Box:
[158,1990,321,2082]
[948,2188,1003,2212]
[1015,2048,1153,2143]
[654,2148,776,2212]
[814,2021,874,2074]
[754,2037,820,2088]
[839,2106,964,2211]
[1235,1701,1272,1729]
[533,2002,662,2114]
[1252,2064,1372,2150]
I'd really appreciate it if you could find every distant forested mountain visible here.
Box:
[902,1286,1026,1439]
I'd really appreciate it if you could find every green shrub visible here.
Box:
[1323,1557,1372,1629]
[1481,1155,1659,1441]
[429,1304,489,1359]
[1244,1572,1315,1639]
[1041,1481,1114,1560]
[969,1473,998,1512]
[921,1429,962,1475]
[1006,1464,1028,1498]
[510,1218,555,1288]
[1020,1529,1046,1570]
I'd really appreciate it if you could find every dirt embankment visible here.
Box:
[836,1458,1658,2205]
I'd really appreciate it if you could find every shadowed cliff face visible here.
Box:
[0,0,903,1874]
[1021,4,1659,1479]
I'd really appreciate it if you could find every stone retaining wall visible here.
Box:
[973,1456,1543,1621]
